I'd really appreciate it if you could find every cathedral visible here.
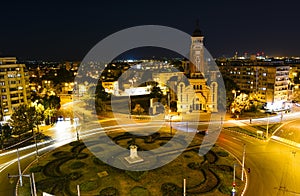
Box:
[172,23,218,113]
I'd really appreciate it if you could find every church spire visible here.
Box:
[192,19,203,37]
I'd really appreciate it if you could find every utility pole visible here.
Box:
[241,144,246,181]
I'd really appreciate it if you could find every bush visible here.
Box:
[52,151,71,158]
[130,186,149,196]
[205,151,217,164]
[161,183,180,196]
[217,165,233,172]
[125,171,148,181]
[29,165,43,173]
[218,183,232,194]
[69,161,85,169]
[76,153,89,159]
[188,162,202,170]
[69,141,81,146]
[80,181,98,191]
[99,187,119,196]
[216,151,229,157]
[68,172,82,180]
[92,156,105,166]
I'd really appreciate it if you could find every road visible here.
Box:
[273,120,300,144]
[219,129,300,196]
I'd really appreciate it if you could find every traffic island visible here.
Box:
[18,130,246,195]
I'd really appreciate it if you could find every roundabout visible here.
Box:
[18,128,245,196]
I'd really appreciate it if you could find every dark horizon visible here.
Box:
[1,1,300,61]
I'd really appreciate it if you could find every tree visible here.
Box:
[43,95,61,124]
[95,83,110,101]
[223,76,240,110]
[0,123,12,150]
[9,104,44,141]
[132,104,144,115]
[230,93,251,116]
[150,83,163,100]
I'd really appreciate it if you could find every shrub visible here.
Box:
[68,172,82,180]
[218,183,232,194]
[69,141,81,146]
[125,171,147,181]
[216,151,229,157]
[69,161,85,169]
[80,181,98,191]
[161,183,180,196]
[130,186,149,196]
[52,151,71,158]
[76,153,89,159]
[205,151,217,164]
[217,165,233,172]
[99,187,119,196]
[188,162,202,170]
[92,156,105,166]
[29,165,43,173]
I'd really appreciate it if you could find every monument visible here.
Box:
[124,145,144,164]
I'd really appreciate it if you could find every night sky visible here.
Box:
[1,1,300,61]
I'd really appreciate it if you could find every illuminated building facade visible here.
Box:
[217,59,289,111]
[176,24,218,113]
[0,57,31,120]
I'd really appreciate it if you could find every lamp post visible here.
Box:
[266,113,269,140]
[129,92,131,119]
[0,123,3,150]
[169,115,173,135]
[75,117,80,141]
[8,173,37,196]
[241,144,246,181]
[232,163,236,195]
[33,130,39,161]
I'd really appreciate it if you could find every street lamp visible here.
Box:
[232,163,237,195]
[266,113,269,140]
[169,115,173,135]
[33,130,39,161]
[241,144,246,181]
[0,123,3,150]
[8,172,37,196]
[74,117,80,141]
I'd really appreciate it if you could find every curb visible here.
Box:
[223,128,267,143]
[218,145,248,196]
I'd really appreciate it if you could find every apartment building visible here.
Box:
[0,57,31,120]
[217,59,289,111]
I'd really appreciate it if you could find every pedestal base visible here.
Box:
[124,156,144,164]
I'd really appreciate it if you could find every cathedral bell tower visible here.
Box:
[189,20,205,76]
